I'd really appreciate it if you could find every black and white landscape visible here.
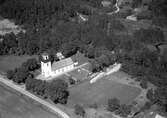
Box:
[0,0,167,118]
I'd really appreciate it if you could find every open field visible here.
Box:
[0,84,58,118]
[68,78,141,107]
[0,55,37,73]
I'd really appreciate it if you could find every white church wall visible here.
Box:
[41,61,52,77]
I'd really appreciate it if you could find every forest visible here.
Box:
[0,0,167,113]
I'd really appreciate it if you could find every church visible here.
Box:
[41,52,77,78]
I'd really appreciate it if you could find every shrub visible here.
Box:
[74,104,86,117]
[140,79,148,89]
[69,77,75,85]
[6,70,15,80]
[107,98,120,112]
[116,104,132,117]
[140,101,152,111]
[146,89,156,102]
[89,102,98,109]
[47,79,69,104]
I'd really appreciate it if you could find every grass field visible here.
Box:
[68,78,141,107]
[0,55,37,73]
[0,85,59,118]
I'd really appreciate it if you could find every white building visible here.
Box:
[145,112,166,118]
[51,57,75,76]
[101,0,111,7]
[126,15,137,21]
[76,12,88,23]
[41,52,76,78]
[56,52,65,60]
[41,52,52,77]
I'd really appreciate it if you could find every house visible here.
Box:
[76,12,88,23]
[56,52,65,60]
[134,111,166,118]
[101,0,111,7]
[41,52,77,78]
[144,112,166,118]
[126,15,137,21]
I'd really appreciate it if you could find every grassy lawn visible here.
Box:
[0,85,58,118]
[0,55,37,73]
[68,78,141,107]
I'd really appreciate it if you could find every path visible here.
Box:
[0,74,70,118]
[90,63,121,84]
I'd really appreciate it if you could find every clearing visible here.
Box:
[0,55,37,73]
[68,77,141,107]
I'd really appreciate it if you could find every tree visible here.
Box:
[35,80,47,96]
[17,31,28,55]
[22,58,39,71]
[107,98,120,112]
[140,101,152,111]
[154,87,167,111]
[140,79,148,89]
[147,89,156,102]
[97,54,110,67]
[149,0,167,17]
[134,28,165,45]
[12,67,29,84]
[68,77,75,85]
[3,33,17,49]
[61,42,78,57]
[47,79,69,104]
[86,46,95,58]
[74,104,86,117]
[26,40,39,55]
[90,59,102,72]
[116,104,131,117]
[25,78,47,97]
[6,70,15,80]
[131,0,142,8]
[25,78,35,91]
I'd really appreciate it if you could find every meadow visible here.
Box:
[68,78,141,107]
[0,84,59,118]
[0,55,37,73]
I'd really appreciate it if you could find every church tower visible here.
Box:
[41,52,52,77]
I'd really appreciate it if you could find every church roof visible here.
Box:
[52,58,74,71]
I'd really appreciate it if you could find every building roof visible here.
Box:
[76,12,88,22]
[40,52,50,63]
[145,112,166,118]
[56,52,65,60]
[52,58,74,71]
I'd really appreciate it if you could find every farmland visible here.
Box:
[0,84,58,118]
